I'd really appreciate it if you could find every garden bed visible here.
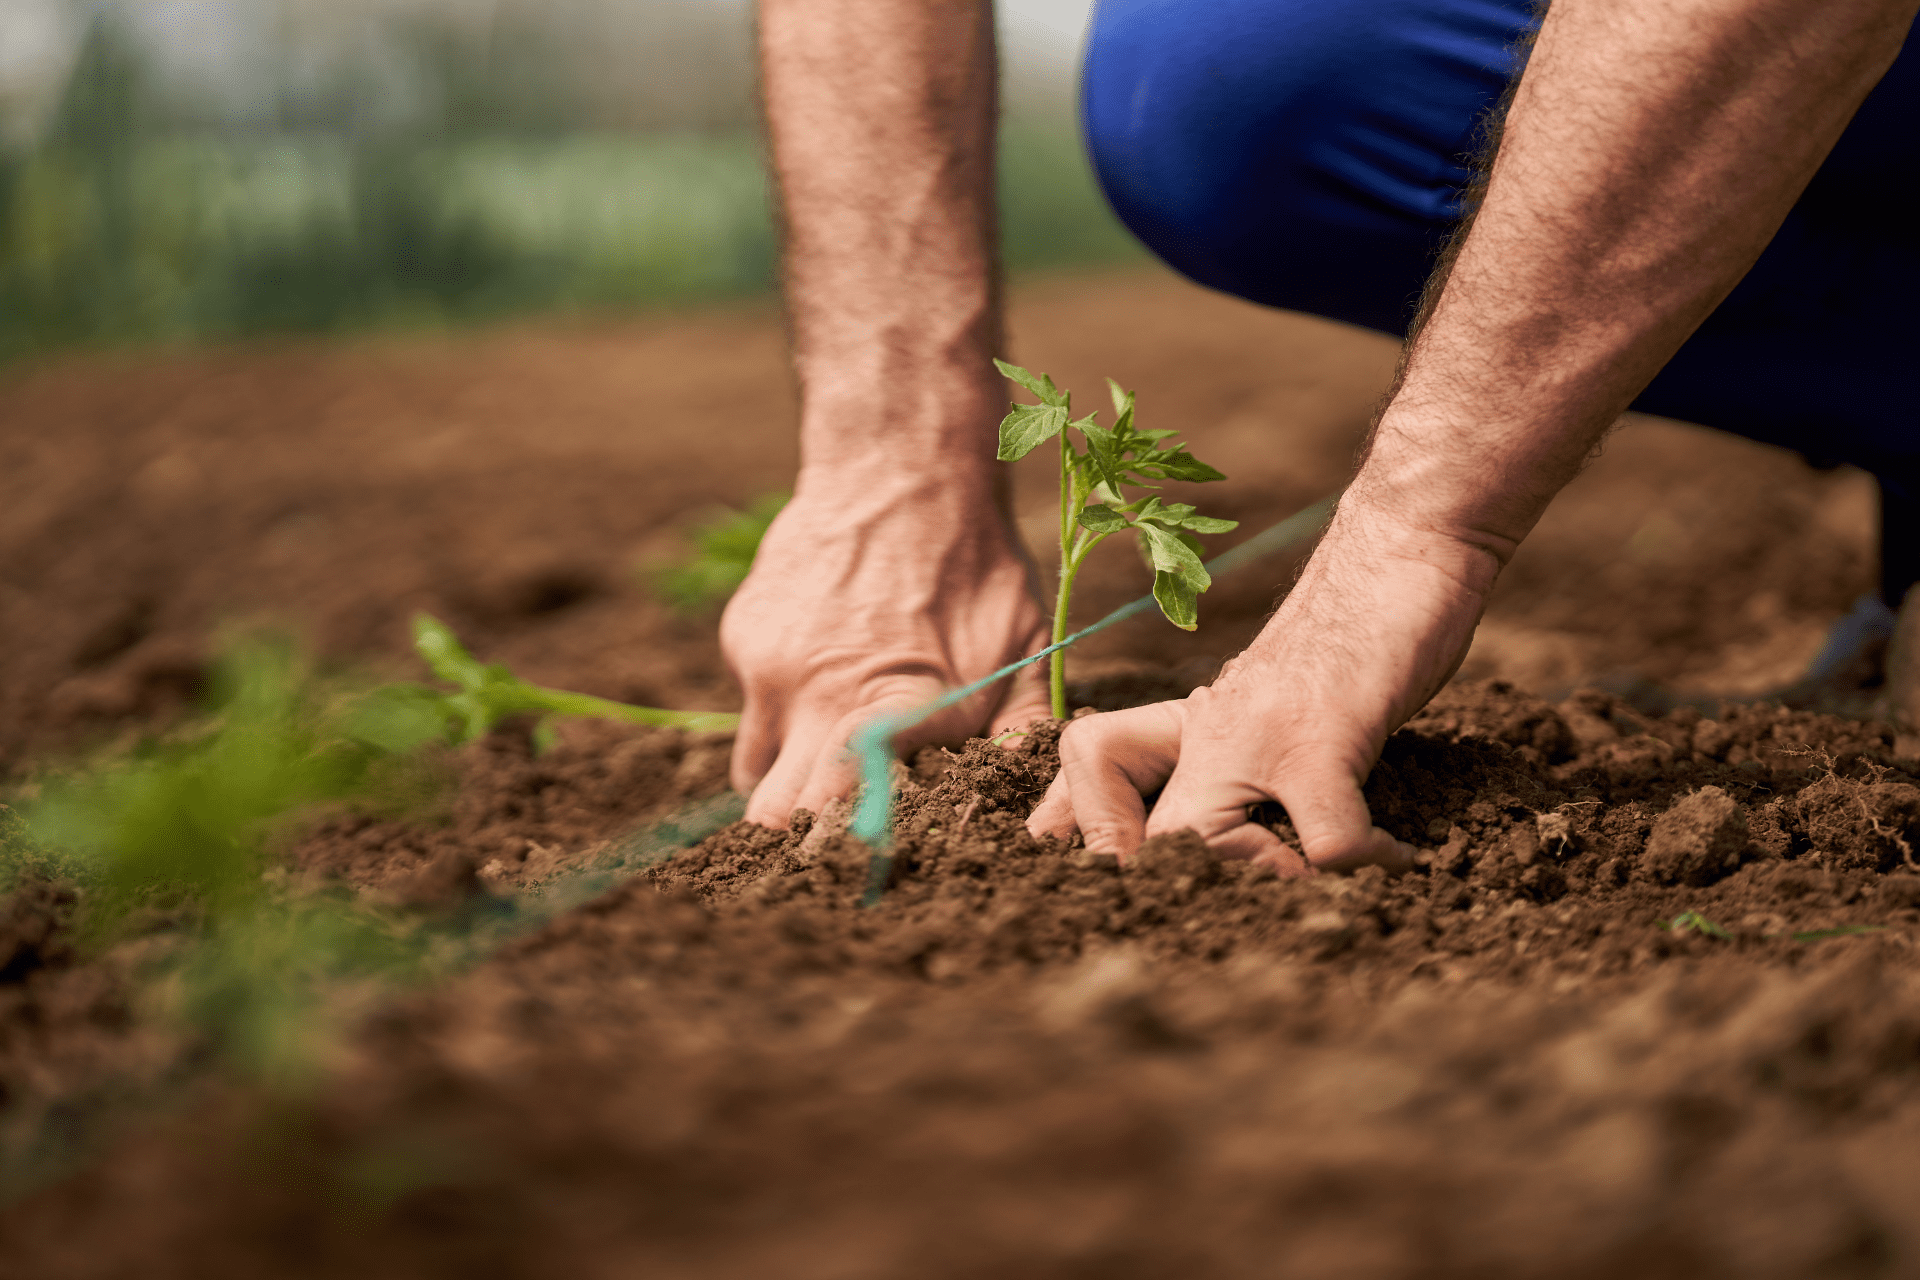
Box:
[0,272,1909,1278]
[7,684,1920,1277]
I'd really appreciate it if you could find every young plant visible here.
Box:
[994,360,1238,718]
[1661,911,1733,940]
[29,638,384,921]
[649,493,789,613]
[18,628,739,1092]
[347,613,739,755]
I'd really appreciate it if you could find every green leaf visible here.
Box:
[1076,415,1128,495]
[412,613,490,692]
[997,402,1070,461]
[1144,503,1240,536]
[651,492,788,613]
[1151,451,1228,483]
[1077,504,1129,534]
[1662,911,1732,939]
[343,683,455,754]
[1152,570,1198,630]
[1133,496,1166,522]
[1789,925,1886,942]
[1106,379,1136,434]
[994,359,1067,407]
[1133,428,1179,442]
[1136,521,1211,591]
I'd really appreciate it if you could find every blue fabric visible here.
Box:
[1081,0,1920,496]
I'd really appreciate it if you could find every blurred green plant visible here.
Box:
[649,493,788,613]
[21,637,436,1085]
[1660,910,1886,944]
[15,622,734,1087]
[350,613,738,754]
[30,639,385,921]
[1661,911,1733,940]
[0,15,1139,360]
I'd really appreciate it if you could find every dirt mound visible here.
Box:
[6,681,1920,1279]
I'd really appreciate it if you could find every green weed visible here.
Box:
[994,361,1237,718]
[1786,924,1886,942]
[649,493,788,612]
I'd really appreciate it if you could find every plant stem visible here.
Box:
[1053,431,1076,719]
[1050,552,1075,721]
[509,686,740,735]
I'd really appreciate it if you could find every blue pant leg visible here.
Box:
[1083,0,1919,598]
[1082,0,1537,334]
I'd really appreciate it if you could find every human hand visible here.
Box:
[1028,498,1495,872]
[722,470,1053,827]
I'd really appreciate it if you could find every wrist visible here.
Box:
[790,459,1007,533]
[1343,409,1545,572]
[1323,491,1506,597]
[796,360,1006,488]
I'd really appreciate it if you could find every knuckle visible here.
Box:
[1299,825,1384,870]
[1057,713,1117,756]
[1077,816,1138,854]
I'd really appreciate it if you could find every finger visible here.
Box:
[743,704,842,828]
[988,657,1055,743]
[789,677,957,820]
[1026,771,1078,841]
[729,688,785,795]
[1144,697,1316,869]
[1149,736,1411,876]
[1265,758,1417,875]
[1053,703,1185,860]
[1214,823,1310,874]
[1145,764,1305,872]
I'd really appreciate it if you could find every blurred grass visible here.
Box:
[0,16,1139,359]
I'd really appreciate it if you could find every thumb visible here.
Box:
[783,674,957,822]
[1028,701,1185,857]
[1148,736,1411,876]
[1263,748,1416,874]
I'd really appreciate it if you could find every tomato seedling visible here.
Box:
[349,613,738,754]
[994,360,1237,719]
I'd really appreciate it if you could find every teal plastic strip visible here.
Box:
[852,493,1337,905]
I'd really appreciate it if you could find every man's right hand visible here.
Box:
[721,467,1053,828]
[1026,494,1483,871]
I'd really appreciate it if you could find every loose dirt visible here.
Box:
[0,267,1907,1278]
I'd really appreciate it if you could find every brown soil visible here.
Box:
[0,267,1908,1278]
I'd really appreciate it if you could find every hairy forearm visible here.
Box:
[1352,0,1915,570]
[760,0,1004,485]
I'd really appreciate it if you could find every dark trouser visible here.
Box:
[1082,0,1920,604]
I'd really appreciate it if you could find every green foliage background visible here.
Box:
[0,11,1141,360]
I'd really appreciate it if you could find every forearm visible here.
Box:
[759,0,1004,488]
[1351,0,1915,572]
